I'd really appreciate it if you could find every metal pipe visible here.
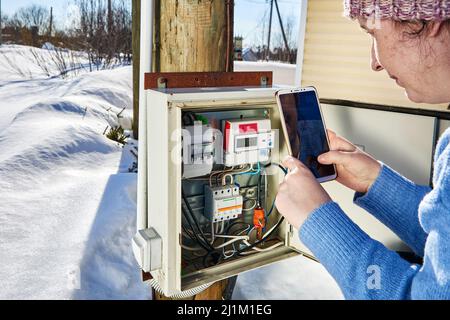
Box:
[137,0,155,231]
[0,0,3,46]
[225,0,233,72]
[295,0,308,87]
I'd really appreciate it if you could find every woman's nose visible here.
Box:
[371,41,384,72]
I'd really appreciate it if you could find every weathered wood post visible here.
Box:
[155,0,235,300]
[155,0,234,73]
[133,0,234,138]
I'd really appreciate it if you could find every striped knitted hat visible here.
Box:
[344,0,450,21]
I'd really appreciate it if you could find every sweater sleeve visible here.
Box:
[410,133,450,299]
[299,129,450,300]
[300,202,419,300]
[353,164,430,257]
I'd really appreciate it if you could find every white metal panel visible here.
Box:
[322,105,435,185]
[160,86,282,102]
[137,0,155,231]
[146,90,172,292]
[321,105,436,251]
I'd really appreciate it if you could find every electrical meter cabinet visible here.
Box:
[134,86,311,298]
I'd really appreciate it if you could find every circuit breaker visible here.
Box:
[204,185,243,223]
[182,122,215,179]
[134,86,309,298]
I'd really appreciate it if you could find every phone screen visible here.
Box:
[279,90,336,180]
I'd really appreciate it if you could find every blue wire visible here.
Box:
[234,162,261,177]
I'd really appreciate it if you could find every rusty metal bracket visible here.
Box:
[145,72,273,90]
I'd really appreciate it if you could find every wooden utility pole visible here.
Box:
[274,0,291,62]
[266,0,274,61]
[107,0,114,60]
[266,0,290,62]
[155,0,234,73]
[48,7,53,38]
[132,0,236,300]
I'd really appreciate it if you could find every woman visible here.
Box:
[275,0,450,300]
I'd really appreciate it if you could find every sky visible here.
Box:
[1,0,302,48]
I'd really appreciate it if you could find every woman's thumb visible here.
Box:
[318,151,350,165]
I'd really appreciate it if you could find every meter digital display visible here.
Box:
[236,136,258,150]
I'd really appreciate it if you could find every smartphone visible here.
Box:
[276,87,337,183]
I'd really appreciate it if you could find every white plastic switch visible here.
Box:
[132,228,162,273]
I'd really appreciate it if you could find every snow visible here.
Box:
[233,256,343,300]
[0,45,147,300]
[0,45,342,300]
[235,61,297,86]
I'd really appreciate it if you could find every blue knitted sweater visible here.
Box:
[299,128,450,300]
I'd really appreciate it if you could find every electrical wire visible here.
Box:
[210,222,216,245]
[222,174,234,186]
[236,163,288,255]
[183,163,287,266]
[237,215,285,256]
[210,166,235,187]
[182,207,212,252]
[182,190,216,252]
[243,199,257,212]
[240,242,284,255]
[214,235,250,250]
[234,162,261,177]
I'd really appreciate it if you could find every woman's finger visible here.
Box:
[318,150,353,165]
[328,133,357,152]
[327,129,336,139]
[282,156,305,172]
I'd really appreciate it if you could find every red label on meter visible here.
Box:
[239,123,258,134]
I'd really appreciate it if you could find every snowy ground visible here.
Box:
[0,45,342,300]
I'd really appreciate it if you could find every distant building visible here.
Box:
[234,36,243,61]
[1,26,19,44]
[242,48,258,62]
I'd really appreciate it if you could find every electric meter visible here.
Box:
[223,118,275,166]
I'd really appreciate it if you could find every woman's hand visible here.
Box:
[275,156,332,229]
[318,130,382,194]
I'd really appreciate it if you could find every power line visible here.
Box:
[242,5,268,40]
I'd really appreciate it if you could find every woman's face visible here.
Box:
[359,17,449,104]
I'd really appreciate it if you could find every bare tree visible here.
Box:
[73,0,131,70]
[12,5,50,35]
[274,15,297,63]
